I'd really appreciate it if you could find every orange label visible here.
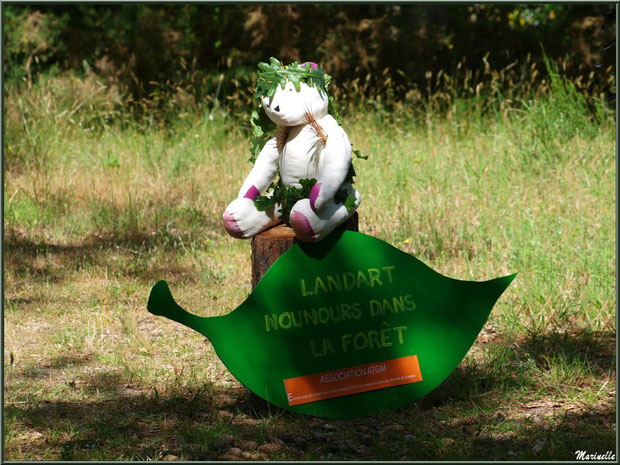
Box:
[283,355,423,406]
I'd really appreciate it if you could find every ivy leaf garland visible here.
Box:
[254,175,318,226]
[255,163,358,226]
[334,162,359,214]
[249,109,276,164]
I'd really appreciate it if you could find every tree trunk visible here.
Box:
[251,213,359,288]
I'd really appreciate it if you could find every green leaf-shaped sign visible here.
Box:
[147,231,515,418]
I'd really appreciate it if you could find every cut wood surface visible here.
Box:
[251,212,358,288]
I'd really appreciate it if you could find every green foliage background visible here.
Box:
[3,4,615,113]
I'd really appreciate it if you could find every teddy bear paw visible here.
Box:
[290,210,318,242]
[223,210,245,238]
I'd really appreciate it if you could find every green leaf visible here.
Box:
[147,231,516,418]
[298,177,317,191]
[352,148,368,160]
[248,103,276,163]
[343,194,357,213]
[328,95,342,126]
[253,194,275,212]
[334,188,356,212]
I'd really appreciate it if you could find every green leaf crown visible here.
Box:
[255,57,332,103]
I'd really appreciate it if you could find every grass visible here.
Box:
[3,67,616,460]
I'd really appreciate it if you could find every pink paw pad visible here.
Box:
[223,211,245,238]
[309,183,321,211]
[290,211,317,242]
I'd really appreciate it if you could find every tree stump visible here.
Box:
[251,212,359,288]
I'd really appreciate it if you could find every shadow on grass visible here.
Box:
[18,353,95,380]
[6,377,615,461]
[4,229,218,286]
[7,328,616,461]
[519,328,616,374]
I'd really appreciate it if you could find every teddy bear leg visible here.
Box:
[289,190,360,242]
[223,198,280,239]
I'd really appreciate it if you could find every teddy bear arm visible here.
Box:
[237,137,279,200]
[311,127,353,211]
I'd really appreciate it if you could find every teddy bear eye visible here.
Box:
[288,88,293,92]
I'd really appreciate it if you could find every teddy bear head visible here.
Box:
[261,80,328,127]
[256,58,332,127]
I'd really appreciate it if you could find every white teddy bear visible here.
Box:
[223,58,362,242]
